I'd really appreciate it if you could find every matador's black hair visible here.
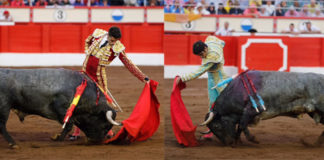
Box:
[108,26,122,39]
[193,40,207,55]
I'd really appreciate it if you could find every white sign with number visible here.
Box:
[181,21,195,31]
[54,9,67,22]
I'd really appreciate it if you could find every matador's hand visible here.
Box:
[144,77,150,83]
[176,77,181,85]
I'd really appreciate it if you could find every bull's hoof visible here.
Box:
[248,136,259,144]
[300,138,321,147]
[9,143,20,149]
[235,138,243,145]
[50,134,62,141]
[230,143,237,148]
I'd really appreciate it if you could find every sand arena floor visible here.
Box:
[0,66,165,160]
[164,79,324,160]
[1,66,324,160]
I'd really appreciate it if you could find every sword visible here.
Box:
[82,72,123,112]
[95,84,123,112]
[105,88,123,112]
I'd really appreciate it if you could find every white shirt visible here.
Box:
[194,8,211,15]
[284,27,298,33]
[264,4,275,16]
[311,12,324,17]
[215,27,234,36]
[0,15,13,22]
[300,25,320,32]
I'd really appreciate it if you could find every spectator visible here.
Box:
[249,0,261,8]
[74,0,84,6]
[35,0,47,6]
[293,0,301,11]
[229,0,243,14]
[307,0,320,14]
[0,0,10,5]
[243,4,260,17]
[124,0,137,6]
[239,0,249,10]
[47,0,59,5]
[217,3,228,14]
[149,0,158,6]
[184,5,195,14]
[224,0,233,13]
[23,0,31,6]
[157,0,163,6]
[185,0,195,8]
[164,4,172,13]
[90,0,99,5]
[207,2,216,14]
[260,5,270,16]
[110,0,124,6]
[165,0,172,6]
[319,0,324,6]
[286,0,295,7]
[248,28,257,36]
[194,2,210,15]
[312,8,324,17]
[101,0,108,5]
[10,0,25,6]
[215,21,235,36]
[279,0,288,15]
[60,0,71,5]
[281,23,299,34]
[275,4,284,16]
[285,6,300,16]
[0,10,13,22]
[200,0,208,8]
[299,4,311,17]
[264,0,275,16]
[274,0,281,5]
[300,21,321,34]
[171,0,185,13]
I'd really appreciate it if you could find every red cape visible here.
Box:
[170,77,199,147]
[104,80,160,144]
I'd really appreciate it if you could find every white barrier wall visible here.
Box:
[219,17,273,33]
[165,15,324,33]
[147,8,164,23]
[33,8,88,23]
[0,8,29,22]
[165,16,274,33]
[1,8,162,24]
[277,19,324,33]
[91,8,144,23]
[164,17,216,32]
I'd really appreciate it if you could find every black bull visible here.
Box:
[203,71,324,146]
[0,68,118,148]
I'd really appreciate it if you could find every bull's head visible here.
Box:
[201,112,236,145]
[72,106,121,144]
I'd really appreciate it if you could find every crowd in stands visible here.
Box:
[164,0,324,17]
[0,0,164,6]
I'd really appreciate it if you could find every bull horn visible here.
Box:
[106,111,122,126]
[200,130,211,134]
[200,112,214,126]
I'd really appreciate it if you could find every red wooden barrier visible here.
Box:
[165,34,324,71]
[0,23,163,53]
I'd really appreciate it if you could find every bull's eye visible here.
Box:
[215,124,221,129]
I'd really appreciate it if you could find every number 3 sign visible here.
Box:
[181,21,195,31]
[54,9,67,22]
